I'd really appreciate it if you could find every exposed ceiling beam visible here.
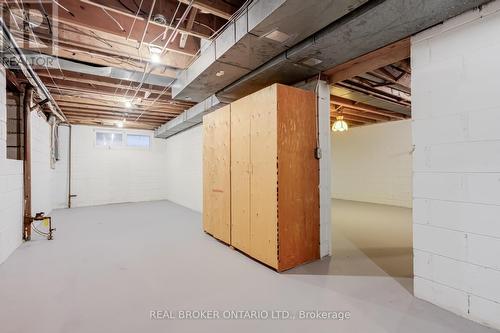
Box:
[36,71,169,95]
[46,0,207,43]
[330,96,408,120]
[67,117,161,129]
[347,77,411,102]
[332,112,376,124]
[178,0,236,20]
[180,8,199,49]
[325,38,410,84]
[51,93,180,108]
[372,67,411,91]
[11,5,199,69]
[336,81,411,108]
[58,104,181,117]
[82,0,219,38]
[63,109,171,122]
[333,106,392,122]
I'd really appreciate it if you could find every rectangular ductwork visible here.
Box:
[155,94,226,138]
[218,0,492,101]
[171,0,368,102]
[158,0,491,138]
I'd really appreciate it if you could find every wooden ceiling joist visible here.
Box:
[178,0,238,20]
[2,0,245,130]
[331,96,408,120]
[36,71,169,95]
[331,112,377,124]
[325,38,410,84]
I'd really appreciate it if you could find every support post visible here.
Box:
[23,86,33,240]
[294,78,332,257]
[317,80,332,257]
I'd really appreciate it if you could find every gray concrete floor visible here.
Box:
[331,199,413,280]
[0,200,497,333]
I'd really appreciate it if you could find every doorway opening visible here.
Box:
[328,40,413,288]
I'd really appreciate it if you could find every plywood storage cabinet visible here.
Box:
[203,84,319,271]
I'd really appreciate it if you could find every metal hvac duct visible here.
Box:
[218,0,492,101]
[157,0,492,139]
[172,0,368,102]
[21,53,176,87]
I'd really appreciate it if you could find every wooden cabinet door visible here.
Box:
[249,85,278,269]
[230,98,251,253]
[202,105,231,243]
[276,85,319,270]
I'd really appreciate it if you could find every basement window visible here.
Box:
[6,86,24,160]
[126,134,150,149]
[95,131,124,148]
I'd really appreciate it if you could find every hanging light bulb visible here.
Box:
[332,115,349,132]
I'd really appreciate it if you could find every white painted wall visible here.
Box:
[31,112,69,215]
[70,125,168,207]
[0,67,23,264]
[163,125,203,212]
[412,1,500,329]
[331,119,413,208]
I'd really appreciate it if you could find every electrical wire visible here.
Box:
[137,0,156,51]
[101,7,126,32]
[6,1,67,121]
[53,0,74,17]
[135,0,255,122]
[126,0,144,40]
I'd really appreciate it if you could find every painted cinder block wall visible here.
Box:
[0,67,23,264]
[331,119,413,208]
[163,124,203,212]
[69,125,169,208]
[411,1,500,329]
[31,112,70,215]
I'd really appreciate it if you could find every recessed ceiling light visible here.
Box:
[216,70,225,77]
[263,29,290,43]
[124,101,132,108]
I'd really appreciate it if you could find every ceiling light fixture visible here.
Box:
[149,45,162,54]
[124,101,132,108]
[151,53,161,64]
[116,121,124,128]
[216,70,225,77]
[332,115,349,132]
